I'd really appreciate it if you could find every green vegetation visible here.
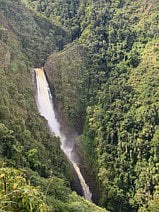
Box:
[0,167,106,211]
[1,0,159,211]
[0,168,47,211]
[0,0,70,66]
[0,0,106,211]
[45,44,90,132]
[28,0,159,211]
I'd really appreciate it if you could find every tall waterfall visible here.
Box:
[35,68,92,201]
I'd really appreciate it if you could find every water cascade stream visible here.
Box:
[35,68,92,201]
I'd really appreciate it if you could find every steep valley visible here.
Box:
[0,0,105,211]
[0,0,159,211]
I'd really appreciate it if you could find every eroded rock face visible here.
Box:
[0,42,10,68]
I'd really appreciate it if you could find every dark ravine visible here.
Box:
[45,69,100,204]
[35,68,93,202]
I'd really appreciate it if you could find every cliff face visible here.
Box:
[45,45,90,133]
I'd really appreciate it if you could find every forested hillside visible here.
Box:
[0,0,106,211]
[24,0,159,211]
[0,0,159,211]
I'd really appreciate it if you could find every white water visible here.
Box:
[35,68,92,201]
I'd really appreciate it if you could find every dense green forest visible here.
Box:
[0,0,106,211]
[0,0,159,211]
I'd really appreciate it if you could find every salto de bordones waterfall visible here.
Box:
[35,68,92,201]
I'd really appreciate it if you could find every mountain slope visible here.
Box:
[1,0,159,211]
[0,0,70,66]
[0,0,107,211]
[28,0,159,211]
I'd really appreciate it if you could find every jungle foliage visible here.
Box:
[1,0,159,211]
[27,0,159,211]
[0,0,106,211]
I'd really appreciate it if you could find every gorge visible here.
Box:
[35,68,92,201]
[0,0,159,211]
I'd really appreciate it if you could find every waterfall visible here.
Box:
[35,68,92,201]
